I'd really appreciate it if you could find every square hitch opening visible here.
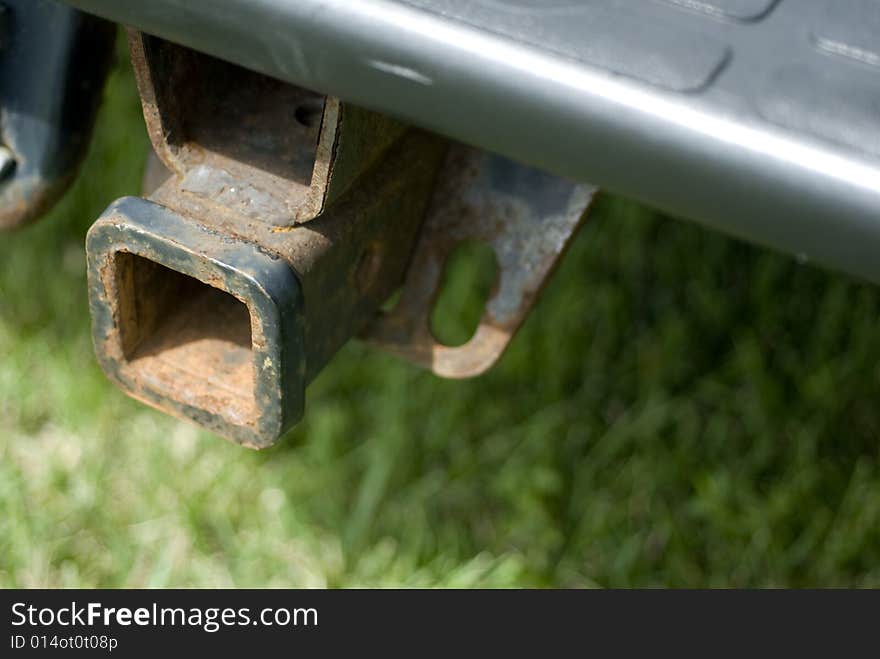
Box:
[114,253,257,428]
[87,197,305,448]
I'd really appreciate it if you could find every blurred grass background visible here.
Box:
[2,42,880,588]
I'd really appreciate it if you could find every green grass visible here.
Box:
[2,46,880,588]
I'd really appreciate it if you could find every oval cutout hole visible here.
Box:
[430,240,498,347]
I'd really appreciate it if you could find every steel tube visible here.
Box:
[85,35,447,447]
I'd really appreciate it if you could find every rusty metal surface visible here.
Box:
[364,146,597,378]
[88,30,600,447]
[87,34,446,448]
[88,199,305,447]
[141,149,170,196]
[0,1,113,229]
[128,32,407,226]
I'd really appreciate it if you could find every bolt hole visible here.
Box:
[430,240,498,347]
[295,98,325,129]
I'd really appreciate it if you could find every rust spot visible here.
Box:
[114,253,258,429]
[363,146,599,378]
[87,32,447,447]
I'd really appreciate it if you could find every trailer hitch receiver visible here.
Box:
[86,34,445,447]
[86,31,598,448]
[88,198,305,446]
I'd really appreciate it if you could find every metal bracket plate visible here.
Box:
[365,146,598,378]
